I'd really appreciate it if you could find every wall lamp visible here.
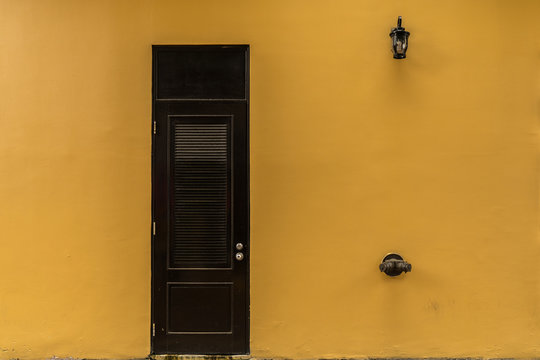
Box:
[389,16,410,59]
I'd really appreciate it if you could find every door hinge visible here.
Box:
[152,323,155,336]
[152,221,156,236]
[153,121,157,135]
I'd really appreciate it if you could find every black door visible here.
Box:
[152,45,249,355]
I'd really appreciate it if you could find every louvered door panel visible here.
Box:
[170,116,231,268]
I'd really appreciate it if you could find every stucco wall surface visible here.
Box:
[1,0,540,359]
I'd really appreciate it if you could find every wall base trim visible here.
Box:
[148,357,532,360]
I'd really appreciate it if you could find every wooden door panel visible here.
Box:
[152,45,249,355]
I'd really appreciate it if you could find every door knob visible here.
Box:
[235,252,244,261]
[379,253,411,276]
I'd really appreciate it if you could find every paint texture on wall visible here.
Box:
[1,0,540,359]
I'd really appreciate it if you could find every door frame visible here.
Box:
[150,44,250,355]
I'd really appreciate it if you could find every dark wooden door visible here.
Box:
[152,45,249,355]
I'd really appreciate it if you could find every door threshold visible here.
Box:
[151,355,251,360]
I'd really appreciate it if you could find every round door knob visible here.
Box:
[236,243,244,251]
[235,252,244,261]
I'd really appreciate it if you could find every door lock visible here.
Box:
[235,252,244,261]
[379,253,412,276]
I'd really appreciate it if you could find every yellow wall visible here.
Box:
[1,0,540,358]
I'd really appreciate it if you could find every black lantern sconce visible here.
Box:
[389,16,410,59]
